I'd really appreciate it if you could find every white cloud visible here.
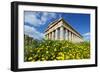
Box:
[24,25,44,40]
[25,12,57,27]
[83,32,90,36]
[83,32,90,41]
[24,12,61,40]
[25,12,42,26]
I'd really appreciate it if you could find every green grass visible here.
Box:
[24,36,90,62]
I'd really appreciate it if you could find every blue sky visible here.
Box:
[24,11,90,41]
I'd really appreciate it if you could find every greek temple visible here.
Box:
[44,18,83,43]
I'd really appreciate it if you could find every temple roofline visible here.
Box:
[45,18,83,38]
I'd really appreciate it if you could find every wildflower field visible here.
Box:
[24,35,90,62]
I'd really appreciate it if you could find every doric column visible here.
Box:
[65,29,68,40]
[51,32,52,40]
[49,33,51,40]
[75,35,77,42]
[47,34,49,39]
[68,31,70,41]
[48,33,49,39]
[50,32,52,39]
[68,31,71,41]
[74,35,75,42]
[48,33,50,39]
[72,33,73,42]
[55,29,58,40]
[46,34,48,39]
[78,37,79,42]
[60,26,64,40]
[73,34,75,42]
[76,36,78,42]
[52,31,54,40]
[79,38,81,42]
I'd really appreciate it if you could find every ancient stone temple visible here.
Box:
[44,18,83,43]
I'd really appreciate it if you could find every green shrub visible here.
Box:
[24,36,90,62]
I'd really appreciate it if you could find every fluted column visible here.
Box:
[52,31,54,40]
[50,32,52,39]
[48,33,49,39]
[78,37,79,42]
[60,26,64,40]
[51,32,52,40]
[68,31,71,41]
[79,38,81,42]
[76,36,78,42]
[73,34,75,42]
[72,33,73,42]
[46,34,48,39]
[48,34,49,39]
[48,33,50,39]
[49,33,51,40]
[65,29,68,40]
[75,35,77,42]
[55,29,58,40]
